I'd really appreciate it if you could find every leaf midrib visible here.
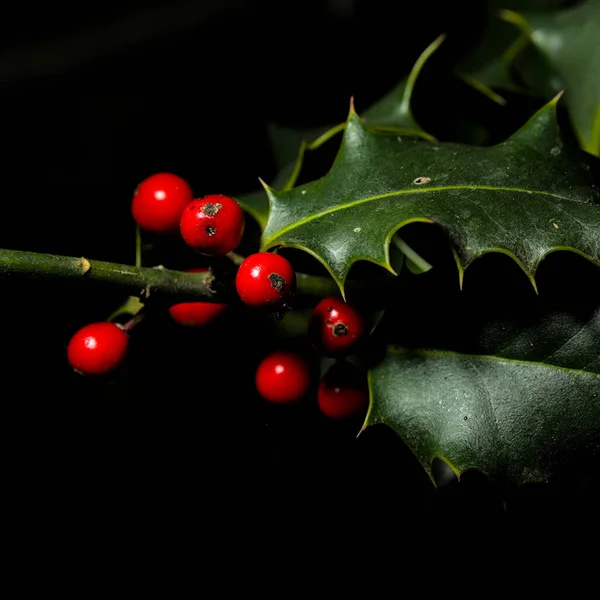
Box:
[262,184,574,248]
[384,346,600,377]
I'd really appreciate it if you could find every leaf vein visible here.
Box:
[467,197,515,238]
[264,185,576,248]
[544,322,590,365]
[469,360,505,465]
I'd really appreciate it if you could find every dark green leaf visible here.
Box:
[235,157,302,227]
[267,34,443,172]
[365,256,600,487]
[360,34,443,140]
[456,0,565,100]
[504,0,600,156]
[268,123,332,172]
[261,97,600,293]
[366,346,600,486]
[238,36,447,228]
[235,187,270,228]
[376,258,600,372]
[478,306,600,372]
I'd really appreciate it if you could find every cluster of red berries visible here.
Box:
[67,172,368,419]
[254,294,367,418]
[256,351,368,419]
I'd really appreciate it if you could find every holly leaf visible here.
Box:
[363,247,600,487]
[238,36,446,228]
[360,34,442,140]
[475,305,600,372]
[456,0,565,102]
[235,187,269,228]
[366,345,600,487]
[456,34,524,106]
[235,156,302,227]
[266,33,443,173]
[261,95,600,294]
[377,252,600,372]
[268,123,333,172]
[503,0,600,156]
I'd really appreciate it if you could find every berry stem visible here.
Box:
[225,251,245,266]
[135,225,142,268]
[106,295,145,323]
[120,309,146,332]
[295,271,340,299]
[0,247,400,306]
[0,248,227,303]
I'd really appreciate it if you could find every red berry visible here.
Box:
[180,194,245,255]
[255,351,311,404]
[168,268,226,326]
[67,322,129,376]
[308,296,365,355]
[318,362,368,419]
[132,172,193,234]
[235,252,295,307]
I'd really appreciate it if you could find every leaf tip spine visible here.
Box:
[348,95,356,116]
[451,247,465,290]
[258,176,272,193]
[384,261,398,277]
[339,283,347,302]
[550,90,565,106]
[347,96,362,124]
[530,276,539,295]
[362,374,375,434]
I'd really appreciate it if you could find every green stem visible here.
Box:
[135,225,142,268]
[0,247,400,307]
[121,309,146,332]
[295,271,340,298]
[225,251,245,266]
[392,236,432,274]
[0,248,227,303]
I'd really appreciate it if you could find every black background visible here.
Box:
[1,0,598,558]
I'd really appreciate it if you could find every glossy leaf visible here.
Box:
[456,0,565,101]
[360,34,443,140]
[476,306,600,372]
[268,123,333,172]
[366,255,600,487]
[266,33,443,173]
[237,36,446,228]
[235,157,300,227]
[377,261,600,372]
[235,187,270,228]
[504,0,600,156]
[261,96,600,293]
[366,345,600,486]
